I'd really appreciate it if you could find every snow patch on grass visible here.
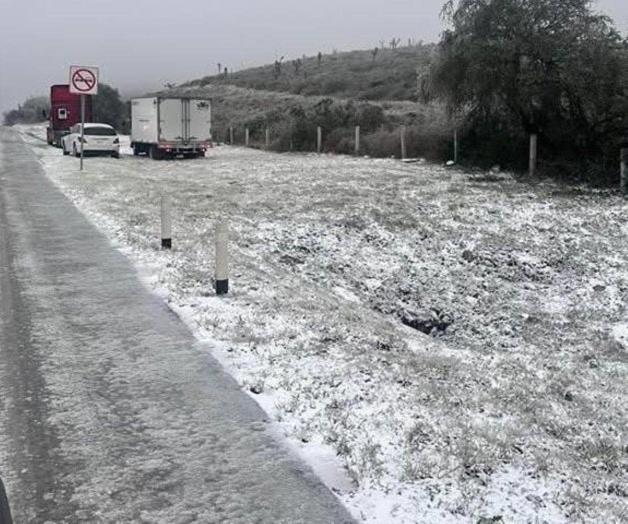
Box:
[18,124,628,523]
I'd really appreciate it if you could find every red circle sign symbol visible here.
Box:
[71,69,97,93]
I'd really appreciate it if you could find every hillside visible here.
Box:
[185,44,436,102]
[163,45,452,160]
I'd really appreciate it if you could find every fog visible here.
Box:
[0,0,626,115]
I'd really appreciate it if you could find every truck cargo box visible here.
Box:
[131,97,212,159]
[46,84,93,147]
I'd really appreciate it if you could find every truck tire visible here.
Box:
[149,146,162,161]
[73,144,80,158]
[0,477,13,524]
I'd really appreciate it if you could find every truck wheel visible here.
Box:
[73,144,80,158]
[111,151,120,159]
[149,146,162,160]
[197,151,205,158]
[62,145,69,156]
[0,476,13,524]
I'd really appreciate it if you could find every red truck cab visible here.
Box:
[46,84,93,147]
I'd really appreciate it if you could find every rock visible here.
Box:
[400,309,453,335]
[462,249,476,262]
[477,517,504,524]
[490,165,501,173]
[446,160,455,167]
[610,323,628,353]
[564,391,574,402]
[376,341,392,352]
[249,384,263,395]
[593,284,606,292]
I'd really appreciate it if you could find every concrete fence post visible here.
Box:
[355,125,360,155]
[400,125,407,160]
[621,146,628,195]
[529,133,538,177]
[215,220,229,295]
[245,128,250,147]
[265,127,270,149]
[229,126,234,145]
[317,126,322,153]
[160,195,172,249]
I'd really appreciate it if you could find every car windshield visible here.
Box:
[85,127,116,136]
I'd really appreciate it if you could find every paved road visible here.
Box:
[0,127,354,523]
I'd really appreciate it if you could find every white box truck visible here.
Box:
[131,97,212,159]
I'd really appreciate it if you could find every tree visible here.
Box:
[3,96,49,125]
[274,56,284,79]
[431,0,628,173]
[92,83,129,133]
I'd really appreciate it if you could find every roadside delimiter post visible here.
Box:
[529,133,538,177]
[215,220,229,295]
[229,126,234,145]
[621,140,628,195]
[317,126,322,153]
[245,128,250,147]
[454,129,459,164]
[355,125,360,155]
[265,127,270,149]
[400,125,407,160]
[161,195,172,249]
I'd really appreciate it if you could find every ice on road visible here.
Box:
[0,127,354,523]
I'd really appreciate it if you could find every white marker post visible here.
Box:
[161,195,172,249]
[229,126,234,145]
[453,129,459,164]
[265,127,270,149]
[355,125,360,155]
[215,220,229,295]
[317,126,322,153]
[245,128,250,147]
[400,125,407,160]
[69,65,99,172]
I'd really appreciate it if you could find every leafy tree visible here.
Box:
[431,0,628,174]
[93,83,129,133]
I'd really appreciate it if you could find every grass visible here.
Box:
[186,45,436,102]
[25,127,628,521]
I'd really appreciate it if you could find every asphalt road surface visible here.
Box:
[0,127,354,523]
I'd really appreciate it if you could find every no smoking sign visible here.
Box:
[69,65,99,95]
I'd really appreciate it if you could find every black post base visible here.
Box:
[216,279,229,295]
[161,238,172,249]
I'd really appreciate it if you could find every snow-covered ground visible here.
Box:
[17,125,627,523]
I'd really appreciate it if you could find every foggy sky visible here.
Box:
[1,0,627,115]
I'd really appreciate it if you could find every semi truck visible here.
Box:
[131,97,212,159]
[46,84,92,147]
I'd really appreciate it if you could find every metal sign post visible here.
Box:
[80,95,85,170]
[69,65,99,171]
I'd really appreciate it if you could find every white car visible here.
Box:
[62,123,120,158]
